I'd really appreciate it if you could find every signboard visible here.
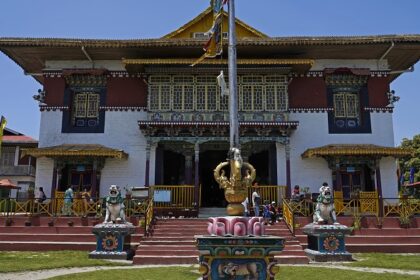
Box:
[154,190,171,202]
[346,166,355,173]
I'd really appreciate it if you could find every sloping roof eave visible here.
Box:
[21,144,128,159]
[301,144,413,159]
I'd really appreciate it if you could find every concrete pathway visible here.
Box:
[1,263,420,279]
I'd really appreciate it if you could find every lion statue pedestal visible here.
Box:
[89,185,136,260]
[302,185,353,262]
[195,216,284,280]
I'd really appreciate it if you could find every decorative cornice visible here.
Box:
[325,74,368,87]
[39,106,69,112]
[289,107,333,113]
[99,106,147,112]
[64,74,107,87]
[290,71,324,78]
[370,71,390,77]
[138,120,299,127]
[363,107,394,113]
[107,71,142,78]
[123,58,315,66]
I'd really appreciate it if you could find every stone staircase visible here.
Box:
[132,218,309,265]
[0,216,143,251]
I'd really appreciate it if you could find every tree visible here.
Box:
[398,134,420,184]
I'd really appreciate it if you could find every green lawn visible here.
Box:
[348,253,420,271]
[49,266,420,280]
[0,251,129,273]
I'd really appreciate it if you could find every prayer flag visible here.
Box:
[409,167,415,184]
[0,116,7,153]
[217,70,229,96]
[192,0,226,66]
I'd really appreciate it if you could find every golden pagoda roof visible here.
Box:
[163,7,267,39]
[302,144,413,158]
[22,144,128,159]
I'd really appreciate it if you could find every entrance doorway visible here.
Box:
[200,150,227,207]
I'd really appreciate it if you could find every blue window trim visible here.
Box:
[61,87,106,133]
[327,86,371,134]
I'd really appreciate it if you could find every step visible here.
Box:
[136,249,199,256]
[275,255,309,264]
[133,255,197,265]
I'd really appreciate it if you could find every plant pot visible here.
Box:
[67,220,74,227]
[48,220,54,227]
[81,216,89,226]
[24,220,31,226]
[5,218,13,226]
[400,223,410,229]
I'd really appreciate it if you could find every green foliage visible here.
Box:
[49,266,200,280]
[399,134,420,183]
[0,251,128,273]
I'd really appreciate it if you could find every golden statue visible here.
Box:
[214,148,256,216]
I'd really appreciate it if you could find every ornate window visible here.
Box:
[150,76,171,111]
[196,76,217,111]
[326,72,370,134]
[148,74,288,112]
[173,76,194,111]
[333,92,359,118]
[240,76,263,111]
[265,76,287,111]
[0,147,15,166]
[62,74,106,133]
[71,92,100,127]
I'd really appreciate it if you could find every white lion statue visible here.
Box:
[313,184,338,224]
[104,185,126,223]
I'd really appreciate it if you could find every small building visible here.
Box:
[0,128,37,198]
[0,7,418,207]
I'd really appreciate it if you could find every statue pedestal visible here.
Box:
[89,223,136,260]
[303,223,353,262]
[196,216,284,280]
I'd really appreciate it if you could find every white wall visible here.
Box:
[380,157,399,198]
[34,158,54,195]
[278,112,397,195]
[37,110,148,196]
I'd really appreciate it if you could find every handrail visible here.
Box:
[282,198,295,234]
[144,198,154,236]
[152,185,195,209]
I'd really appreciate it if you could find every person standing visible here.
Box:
[251,183,261,217]
[242,197,249,217]
[36,187,47,203]
[62,186,74,216]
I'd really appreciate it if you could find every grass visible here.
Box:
[0,251,129,273]
[49,266,420,280]
[49,266,199,280]
[347,253,420,271]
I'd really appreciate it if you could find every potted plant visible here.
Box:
[302,187,311,199]
[5,217,13,226]
[124,186,133,199]
[27,186,35,200]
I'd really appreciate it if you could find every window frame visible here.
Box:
[62,86,106,133]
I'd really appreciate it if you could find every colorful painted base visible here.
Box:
[196,236,284,280]
[303,223,353,262]
[89,223,135,260]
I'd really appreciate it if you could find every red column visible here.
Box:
[145,143,151,187]
[285,143,291,198]
[194,143,200,209]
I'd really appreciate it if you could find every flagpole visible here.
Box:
[228,0,239,150]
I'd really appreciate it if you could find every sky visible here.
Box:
[0,0,419,145]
